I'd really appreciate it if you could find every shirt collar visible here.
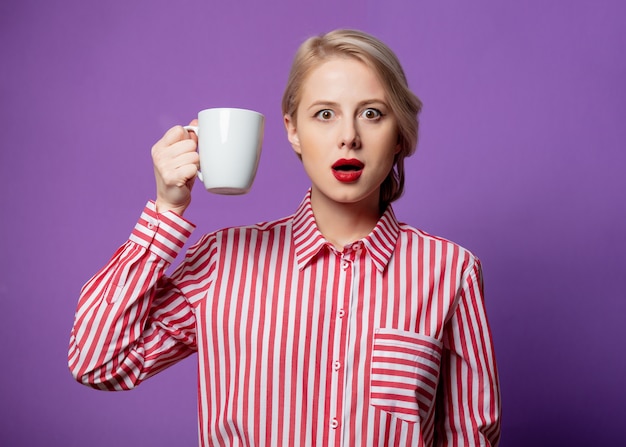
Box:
[291,190,400,272]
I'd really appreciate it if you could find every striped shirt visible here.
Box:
[69,191,501,446]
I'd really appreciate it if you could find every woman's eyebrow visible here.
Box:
[358,99,389,108]
[306,100,339,110]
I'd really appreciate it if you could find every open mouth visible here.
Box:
[332,159,364,182]
[332,159,364,171]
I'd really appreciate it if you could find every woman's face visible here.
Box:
[284,56,399,213]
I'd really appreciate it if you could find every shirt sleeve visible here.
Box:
[68,201,201,391]
[434,257,502,446]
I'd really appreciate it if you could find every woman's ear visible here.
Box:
[284,114,302,156]
[394,132,402,154]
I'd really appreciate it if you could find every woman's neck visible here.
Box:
[309,189,382,250]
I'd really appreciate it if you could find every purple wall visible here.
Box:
[1,1,624,445]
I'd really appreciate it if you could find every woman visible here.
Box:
[69,29,501,446]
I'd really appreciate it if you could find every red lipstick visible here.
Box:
[332,158,364,183]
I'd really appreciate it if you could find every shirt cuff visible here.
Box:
[128,201,196,264]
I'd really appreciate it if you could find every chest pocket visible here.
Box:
[370,328,443,423]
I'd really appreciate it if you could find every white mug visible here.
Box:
[184,108,264,195]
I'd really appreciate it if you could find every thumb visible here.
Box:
[160,125,188,146]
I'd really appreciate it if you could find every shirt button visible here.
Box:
[342,260,349,269]
[147,222,155,230]
[338,309,345,318]
[333,360,341,371]
[330,418,339,429]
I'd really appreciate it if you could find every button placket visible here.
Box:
[329,248,355,439]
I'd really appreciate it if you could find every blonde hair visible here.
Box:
[282,29,423,208]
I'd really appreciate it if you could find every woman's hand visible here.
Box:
[152,120,200,216]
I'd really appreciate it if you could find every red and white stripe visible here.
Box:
[69,191,501,446]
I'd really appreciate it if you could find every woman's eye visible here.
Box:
[315,110,334,120]
[362,108,382,120]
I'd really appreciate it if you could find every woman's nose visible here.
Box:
[339,120,361,149]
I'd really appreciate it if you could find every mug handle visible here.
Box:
[183,125,204,182]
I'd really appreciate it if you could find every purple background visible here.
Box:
[1,1,624,445]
